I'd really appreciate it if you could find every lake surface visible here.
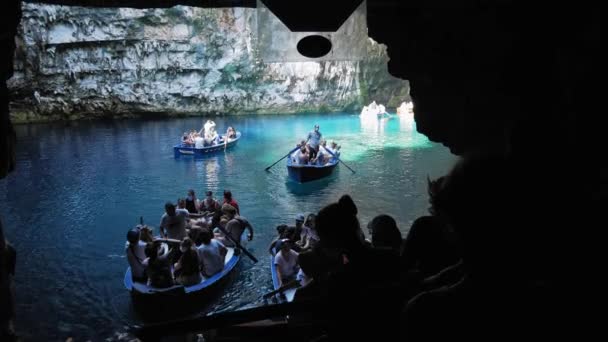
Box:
[0,113,456,340]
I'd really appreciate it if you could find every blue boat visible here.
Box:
[287,158,339,183]
[173,132,241,157]
[124,246,240,309]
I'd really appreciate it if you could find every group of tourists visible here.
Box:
[269,213,319,287]
[291,124,341,166]
[181,120,238,148]
[125,189,253,288]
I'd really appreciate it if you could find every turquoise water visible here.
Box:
[0,113,456,340]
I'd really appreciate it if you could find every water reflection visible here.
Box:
[360,115,392,135]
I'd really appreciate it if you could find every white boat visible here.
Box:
[360,101,390,118]
[396,101,414,115]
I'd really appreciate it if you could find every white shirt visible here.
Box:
[194,136,205,148]
[160,212,187,240]
[197,239,225,277]
[274,249,299,279]
[126,240,147,280]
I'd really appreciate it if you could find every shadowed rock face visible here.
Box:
[8,2,408,122]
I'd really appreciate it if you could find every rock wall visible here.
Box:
[8,2,409,122]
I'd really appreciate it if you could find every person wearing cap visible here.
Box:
[274,239,300,287]
[126,227,147,282]
[305,124,322,159]
[200,190,220,213]
[222,190,240,215]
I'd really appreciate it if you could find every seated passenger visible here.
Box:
[139,225,155,243]
[181,132,190,145]
[205,127,219,146]
[159,202,188,240]
[185,189,199,214]
[196,227,227,277]
[268,224,289,254]
[174,238,202,286]
[143,242,174,288]
[193,133,205,149]
[274,239,300,287]
[296,213,319,252]
[292,146,309,165]
[200,190,221,213]
[226,126,237,140]
[368,214,403,255]
[222,190,240,215]
[126,228,147,282]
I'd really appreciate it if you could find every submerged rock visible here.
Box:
[9,2,409,123]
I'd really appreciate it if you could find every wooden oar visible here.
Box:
[262,279,301,299]
[324,148,356,174]
[265,146,300,171]
[214,224,258,263]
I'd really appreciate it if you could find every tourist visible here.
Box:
[193,132,205,149]
[185,189,199,214]
[368,214,403,255]
[159,202,188,240]
[126,228,147,282]
[268,224,290,255]
[196,227,227,277]
[305,124,322,159]
[222,190,240,215]
[292,145,309,165]
[143,241,174,288]
[200,190,221,214]
[274,239,300,287]
[296,213,319,252]
[173,238,202,286]
[219,204,253,247]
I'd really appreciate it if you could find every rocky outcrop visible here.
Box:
[8,2,409,123]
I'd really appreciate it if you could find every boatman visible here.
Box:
[305,124,322,159]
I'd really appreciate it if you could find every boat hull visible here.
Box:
[287,160,338,183]
[124,248,240,313]
[174,132,241,157]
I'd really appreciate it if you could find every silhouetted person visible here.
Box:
[401,215,461,279]
[403,152,561,340]
[308,195,403,341]
[368,214,402,254]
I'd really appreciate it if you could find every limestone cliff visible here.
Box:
[8,2,409,122]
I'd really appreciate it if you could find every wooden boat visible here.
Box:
[287,158,338,183]
[124,246,240,308]
[270,253,297,303]
[174,132,241,157]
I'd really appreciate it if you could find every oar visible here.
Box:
[262,279,301,299]
[265,146,300,171]
[214,224,258,263]
[325,148,356,174]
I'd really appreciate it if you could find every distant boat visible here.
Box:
[287,157,339,183]
[124,246,240,309]
[361,101,391,118]
[174,132,241,157]
[396,101,414,115]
